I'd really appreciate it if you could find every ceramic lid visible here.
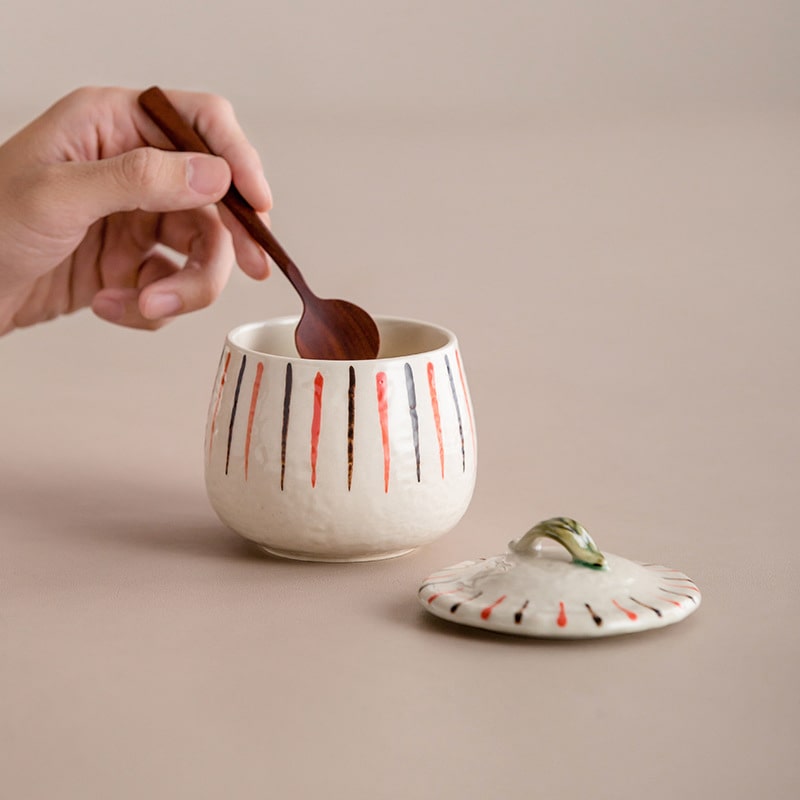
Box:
[418,518,701,638]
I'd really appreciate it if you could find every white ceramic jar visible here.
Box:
[205,316,477,561]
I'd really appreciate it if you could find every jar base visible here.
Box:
[257,544,418,563]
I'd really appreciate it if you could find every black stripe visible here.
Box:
[585,603,603,626]
[405,363,421,481]
[445,354,465,471]
[660,586,697,604]
[630,597,662,617]
[225,355,247,475]
[280,362,293,490]
[347,366,356,490]
[451,591,483,613]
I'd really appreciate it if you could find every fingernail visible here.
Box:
[187,156,230,196]
[93,296,124,322]
[262,175,274,209]
[143,292,183,319]
[250,255,270,280]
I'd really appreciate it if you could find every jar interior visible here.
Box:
[230,317,453,359]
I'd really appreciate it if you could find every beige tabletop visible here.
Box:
[3,108,798,800]
[2,4,799,798]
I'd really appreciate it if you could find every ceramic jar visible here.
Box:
[205,316,477,561]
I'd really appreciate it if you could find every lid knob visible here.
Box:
[509,517,607,569]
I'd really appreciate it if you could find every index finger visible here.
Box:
[136,88,273,214]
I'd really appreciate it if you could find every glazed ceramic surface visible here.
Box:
[205,316,477,561]
[419,518,701,638]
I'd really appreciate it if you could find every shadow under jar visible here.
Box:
[205,316,477,561]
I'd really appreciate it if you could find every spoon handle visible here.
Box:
[137,86,311,298]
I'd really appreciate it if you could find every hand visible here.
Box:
[0,86,273,334]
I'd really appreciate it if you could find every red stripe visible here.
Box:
[427,362,444,478]
[310,372,324,487]
[557,601,568,627]
[209,351,232,458]
[244,362,264,480]
[427,587,464,604]
[376,372,390,492]
[612,599,638,621]
[481,595,507,620]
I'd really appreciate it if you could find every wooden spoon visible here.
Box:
[137,86,380,361]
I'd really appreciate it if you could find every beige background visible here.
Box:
[1,2,799,798]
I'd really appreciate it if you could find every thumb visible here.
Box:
[56,148,231,223]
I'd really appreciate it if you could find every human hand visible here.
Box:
[0,86,272,334]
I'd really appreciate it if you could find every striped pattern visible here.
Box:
[208,350,474,492]
[419,561,701,636]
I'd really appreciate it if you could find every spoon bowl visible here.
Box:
[297,296,380,360]
[138,86,380,361]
